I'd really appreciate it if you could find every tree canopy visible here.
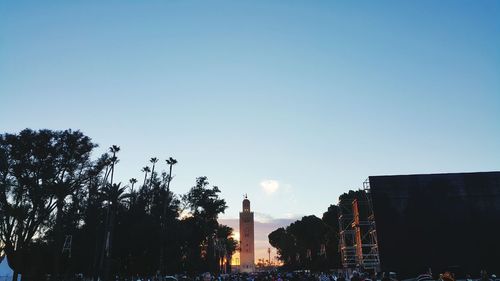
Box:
[268,189,368,271]
[0,129,236,281]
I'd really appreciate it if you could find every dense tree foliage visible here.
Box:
[268,213,338,271]
[268,190,368,271]
[0,129,236,281]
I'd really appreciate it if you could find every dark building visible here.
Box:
[369,171,500,278]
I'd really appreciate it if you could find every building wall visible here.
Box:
[370,171,500,277]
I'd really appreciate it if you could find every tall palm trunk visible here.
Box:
[97,200,110,281]
[100,147,118,281]
[150,165,155,188]
[166,163,173,194]
[109,146,119,186]
[149,158,158,189]
[103,156,117,281]
[143,171,148,187]
[159,158,176,276]
[89,178,102,281]
[104,203,116,281]
[54,198,64,281]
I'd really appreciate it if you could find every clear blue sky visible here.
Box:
[1,1,499,223]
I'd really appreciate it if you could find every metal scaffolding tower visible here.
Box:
[361,179,380,270]
[339,197,357,268]
[338,179,380,271]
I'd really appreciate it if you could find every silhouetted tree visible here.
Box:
[109,146,120,185]
[269,227,294,266]
[269,209,342,270]
[149,157,159,188]
[321,204,341,269]
[0,129,99,281]
[159,157,177,276]
[141,166,150,187]
[215,224,238,273]
[182,177,227,272]
[101,183,130,281]
[129,178,137,193]
[1,129,241,279]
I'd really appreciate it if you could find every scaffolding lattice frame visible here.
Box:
[338,178,380,271]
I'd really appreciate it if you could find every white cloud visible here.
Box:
[254,212,274,223]
[284,213,302,220]
[260,179,280,195]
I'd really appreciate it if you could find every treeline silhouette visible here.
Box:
[268,190,367,271]
[0,129,237,281]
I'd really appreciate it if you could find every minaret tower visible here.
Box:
[239,194,255,272]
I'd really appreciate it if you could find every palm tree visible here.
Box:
[141,166,151,187]
[165,157,178,193]
[98,147,120,281]
[129,178,138,206]
[109,145,120,185]
[216,225,238,273]
[129,178,138,193]
[101,183,130,281]
[159,157,178,275]
[149,157,159,188]
[102,182,131,207]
